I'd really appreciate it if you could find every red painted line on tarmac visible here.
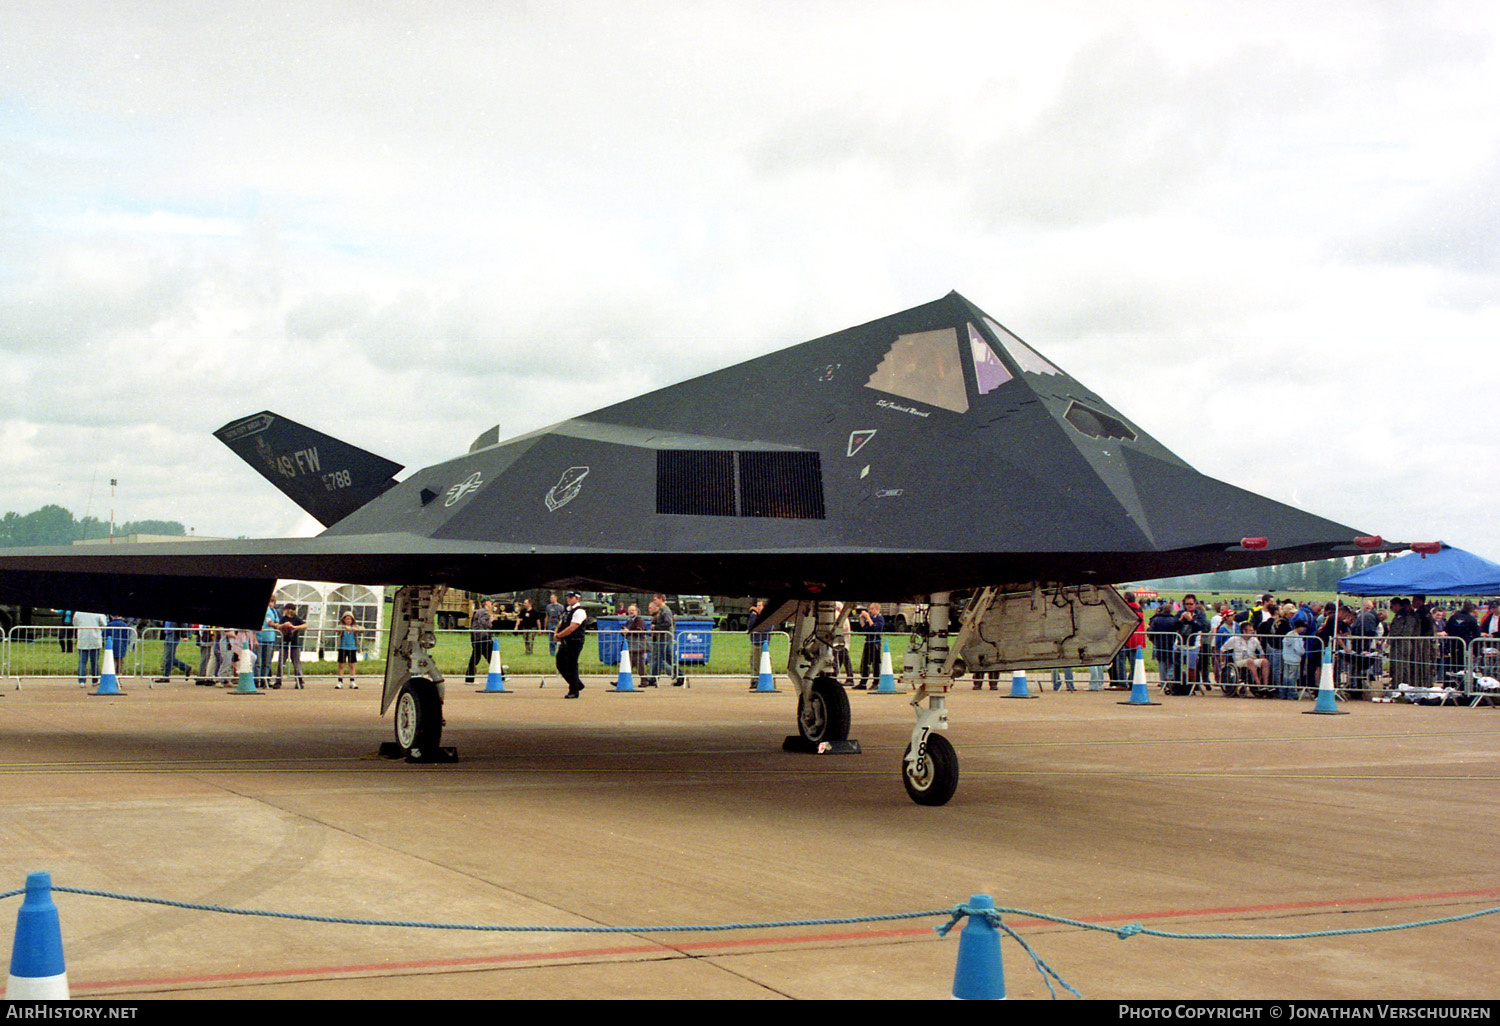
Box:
[71,887,1500,993]
[72,943,672,991]
[1027,887,1500,928]
[71,928,926,992]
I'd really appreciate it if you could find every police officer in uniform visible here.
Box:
[554,592,589,698]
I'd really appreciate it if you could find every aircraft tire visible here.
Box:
[394,678,442,756]
[902,733,958,806]
[798,674,850,744]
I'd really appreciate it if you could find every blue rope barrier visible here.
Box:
[934,900,1500,998]
[36,886,954,934]
[993,917,1081,1000]
[8,885,1499,1000]
[936,900,1500,943]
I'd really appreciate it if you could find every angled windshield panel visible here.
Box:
[967,323,1014,395]
[984,317,1060,376]
[865,328,969,414]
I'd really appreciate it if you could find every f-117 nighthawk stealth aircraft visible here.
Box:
[0,292,1386,803]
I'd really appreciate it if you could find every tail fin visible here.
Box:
[215,411,404,528]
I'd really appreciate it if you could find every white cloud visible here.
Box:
[0,0,1496,558]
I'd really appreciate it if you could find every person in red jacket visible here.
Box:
[1112,591,1145,688]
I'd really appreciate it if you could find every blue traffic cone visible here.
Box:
[952,894,1005,1000]
[7,872,68,999]
[478,639,510,693]
[1002,668,1036,699]
[1120,647,1161,706]
[1305,647,1348,715]
[231,648,261,695]
[90,648,124,696]
[871,638,900,693]
[753,645,779,692]
[612,646,637,692]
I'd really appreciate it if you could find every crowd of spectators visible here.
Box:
[1138,592,1500,701]
[47,605,366,689]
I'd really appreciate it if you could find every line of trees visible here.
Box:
[1148,552,1398,594]
[0,505,186,548]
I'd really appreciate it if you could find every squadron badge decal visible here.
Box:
[545,466,590,512]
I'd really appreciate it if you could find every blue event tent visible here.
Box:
[1338,543,1500,596]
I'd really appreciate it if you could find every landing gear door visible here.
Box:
[959,584,1134,673]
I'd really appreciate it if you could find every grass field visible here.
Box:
[4,628,914,682]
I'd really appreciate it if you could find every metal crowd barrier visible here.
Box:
[2,626,373,686]
[1470,638,1500,704]
[136,627,325,684]
[5,625,143,683]
[1144,630,1329,696]
[8,622,1491,702]
[1140,625,1500,703]
[0,627,804,685]
[1331,632,1476,701]
[159,628,379,676]
[428,628,798,683]
[137,627,203,682]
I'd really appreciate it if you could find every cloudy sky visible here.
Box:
[2,1,1497,561]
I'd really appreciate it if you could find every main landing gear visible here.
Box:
[785,601,854,752]
[380,585,456,763]
[393,678,443,757]
[798,674,851,746]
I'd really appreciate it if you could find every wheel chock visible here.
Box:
[376,742,458,763]
[781,736,861,754]
[6,872,68,999]
[406,746,458,764]
[951,894,1005,1000]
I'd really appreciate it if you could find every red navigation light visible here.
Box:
[1411,541,1442,555]
[1240,537,1268,550]
[1353,536,1383,550]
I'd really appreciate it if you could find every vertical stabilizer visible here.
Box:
[215,411,404,527]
